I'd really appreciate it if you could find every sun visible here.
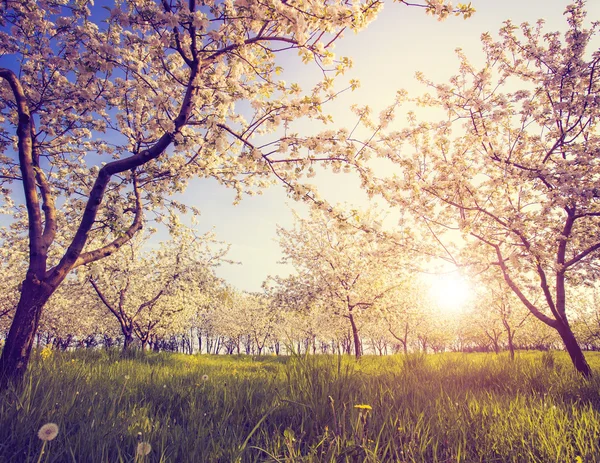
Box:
[425,273,473,314]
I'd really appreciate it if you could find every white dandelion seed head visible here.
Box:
[37,423,59,441]
[136,442,152,456]
[202,374,209,381]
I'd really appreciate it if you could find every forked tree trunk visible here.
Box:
[488,334,500,355]
[389,325,409,355]
[556,321,591,377]
[0,277,55,387]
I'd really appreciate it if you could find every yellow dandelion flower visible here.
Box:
[353,404,372,411]
[40,347,52,361]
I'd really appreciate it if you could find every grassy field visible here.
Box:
[1,350,600,462]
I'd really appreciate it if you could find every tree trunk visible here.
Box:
[506,327,515,361]
[556,321,591,377]
[0,278,54,387]
[123,333,134,351]
[491,335,500,354]
[348,312,362,359]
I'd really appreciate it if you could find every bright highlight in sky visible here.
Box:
[428,273,473,314]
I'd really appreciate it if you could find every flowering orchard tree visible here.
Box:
[268,279,349,354]
[471,272,531,359]
[0,0,471,385]
[569,288,600,350]
[81,227,225,351]
[274,208,407,358]
[36,278,111,349]
[188,283,233,354]
[382,276,432,354]
[0,232,25,332]
[215,290,279,355]
[371,1,600,375]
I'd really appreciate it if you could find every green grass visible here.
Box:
[1,349,600,462]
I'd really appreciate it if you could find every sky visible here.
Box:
[176,0,600,292]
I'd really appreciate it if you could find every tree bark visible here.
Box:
[123,333,134,352]
[348,311,362,359]
[0,277,54,387]
[506,326,515,361]
[556,321,591,377]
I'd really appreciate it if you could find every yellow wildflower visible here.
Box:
[354,404,372,411]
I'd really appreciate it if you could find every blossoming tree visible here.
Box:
[0,0,470,385]
[82,227,226,351]
[373,1,599,375]
[36,278,113,349]
[471,273,531,359]
[274,208,408,358]
[211,289,280,355]
[383,277,433,354]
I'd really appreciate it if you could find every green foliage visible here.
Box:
[1,350,600,462]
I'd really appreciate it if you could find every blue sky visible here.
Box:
[178,0,600,292]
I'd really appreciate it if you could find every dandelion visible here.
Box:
[135,441,152,463]
[353,404,372,411]
[202,374,209,381]
[40,347,52,361]
[36,423,59,463]
[136,442,152,456]
[37,423,59,441]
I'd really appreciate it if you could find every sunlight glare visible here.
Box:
[427,273,473,314]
